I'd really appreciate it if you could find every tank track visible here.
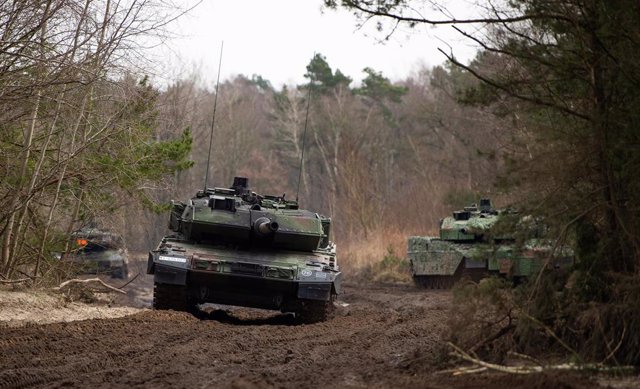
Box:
[413,275,457,289]
[153,282,192,312]
[294,297,335,324]
[413,267,488,289]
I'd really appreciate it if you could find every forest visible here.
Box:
[1,0,639,367]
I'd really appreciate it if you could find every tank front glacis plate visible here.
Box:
[407,237,465,276]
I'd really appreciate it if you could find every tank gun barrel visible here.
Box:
[254,217,279,237]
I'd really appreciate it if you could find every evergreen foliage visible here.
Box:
[302,53,352,92]
[328,0,640,365]
[354,67,407,103]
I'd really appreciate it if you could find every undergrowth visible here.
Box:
[448,277,517,362]
[447,270,640,366]
[339,229,412,283]
[365,245,411,283]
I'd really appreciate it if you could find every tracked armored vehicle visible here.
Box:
[64,227,129,279]
[147,177,340,323]
[408,199,572,288]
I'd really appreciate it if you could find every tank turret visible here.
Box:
[168,176,331,252]
[439,199,498,242]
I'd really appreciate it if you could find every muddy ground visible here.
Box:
[0,259,634,388]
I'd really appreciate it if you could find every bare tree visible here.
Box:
[0,0,196,280]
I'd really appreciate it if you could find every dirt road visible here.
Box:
[0,276,607,389]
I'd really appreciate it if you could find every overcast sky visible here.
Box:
[153,0,481,89]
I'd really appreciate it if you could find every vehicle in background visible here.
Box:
[407,199,573,288]
[63,228,129,279]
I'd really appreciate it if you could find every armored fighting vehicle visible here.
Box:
[408,199,572,288]
[147,177,340,323]
[64,228,129,279]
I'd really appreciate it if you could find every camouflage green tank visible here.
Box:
[65,227,129,279]
[408,199,572,288]
[147,177,340,323]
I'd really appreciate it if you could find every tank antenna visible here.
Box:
[204,41,224,192]
[295,56,314,203]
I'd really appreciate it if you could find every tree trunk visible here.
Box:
[1,90,41,274]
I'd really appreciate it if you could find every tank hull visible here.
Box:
[148,236,340,316]
[408,236,573,288]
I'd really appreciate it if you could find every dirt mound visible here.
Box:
[0,288,144,328]
[0,255,154,329]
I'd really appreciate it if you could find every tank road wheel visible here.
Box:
[295,298,335,324]
[153,282,192,312]
[460,267,489,283]
[413,275,429,288]
[414,275,437,289]
[443,275,456,288]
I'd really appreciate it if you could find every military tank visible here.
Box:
[147,177,340,323]
[64,227,129,279]
[408,199,572,288]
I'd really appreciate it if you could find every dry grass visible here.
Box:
[338,228,416,282]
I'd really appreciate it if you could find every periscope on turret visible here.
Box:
[147,177,339,323]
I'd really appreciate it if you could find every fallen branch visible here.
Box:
[118,273,139,289]
[56,278,126,294]
[438,366,488,376]
[446,342,635,375]
[448,342,535,374]
[469,323,515,354]
[0,278,31,284]
[507,351,542,366]
[519,312,579,359]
